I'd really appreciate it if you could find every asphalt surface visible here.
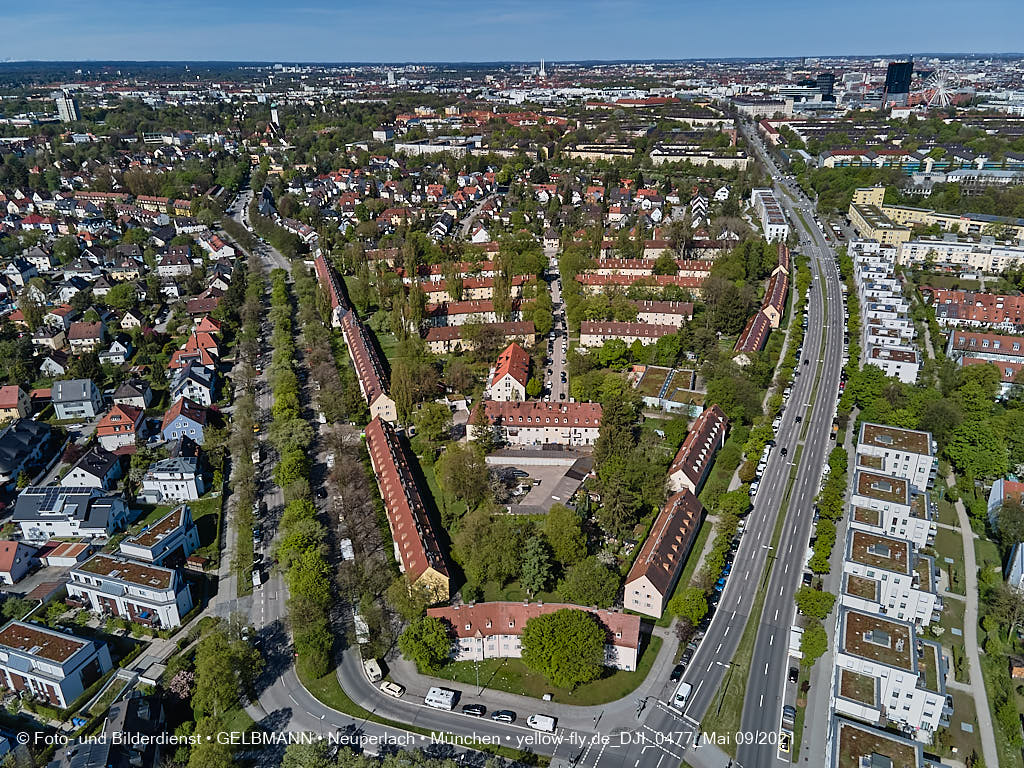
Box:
[735,122,846,768]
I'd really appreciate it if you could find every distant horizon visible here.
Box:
[1,0,1022,63]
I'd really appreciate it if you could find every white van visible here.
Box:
[672,681,692,710]
[424,687,457,710]
[527,714,557,733]
[363,658,382,683]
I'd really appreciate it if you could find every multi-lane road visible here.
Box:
[231,148,849,766]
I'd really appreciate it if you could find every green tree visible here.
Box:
[543,503,587,566]
[799,620,828,667]
[520,536,553,597]
[435,442,489,509]
[558,557,618,608]
[274,450,310,489]
[386,574,438,621]
[413,402,453,449]
[104,282,137,312]
[521,608,605,689]
[191,621,264,718]
[398,616,453,674]
[526,377,543,398]
[794,587,837,620]
[668,587,709,625]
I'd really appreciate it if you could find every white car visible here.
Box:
[380,681,405,698]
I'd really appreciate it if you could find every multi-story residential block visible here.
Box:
[922,287,1024,330]
[830,717,952,768]
[427,602,640,671]
[833,607,950,741]
[0,621,111,708]
[13,487,129,541]
[733,310,772,366]
[841,529,941,627]
[340,311,398,422]
[487,343,530,402]
[631,300,694,326]
[51,379,103,420]
[67,553,193,629]
[67,321,106,354]
[750,188,790,241]
[469,401,603,447]
[857,423,937,491]
[624,489,705,618]
[667,405,728,494]
[119,505,199,567]
[425,299,522,326]
[423,321,536,355]
[898,235,1024,274]
[579,321,677,349]
[365,417,449,600]
[850,470,934,548]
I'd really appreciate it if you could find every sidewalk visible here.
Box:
[943,470,999,768]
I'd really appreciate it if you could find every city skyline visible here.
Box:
[2,0,1023,63]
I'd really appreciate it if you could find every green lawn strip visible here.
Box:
[939,689,982,765]
[419,461,467,522]
[431,636,662,706]
[931,526,966,596]
[652,518,715,629]
[979,654,1024,768]
[298,666,549,765]
[790,666,810,763]
[235,502,255,598]
[974,537,1001,572]
[936,597,968,684]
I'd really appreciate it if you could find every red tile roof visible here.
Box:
[949,330,1024,358]
[428,602,640,651]
[626,489,705,595]
[735,310,772,354]
[97,403,143,436]
[364,417,448,584]
[161,397,207,433]
[581,321,677,340]
[669,405,729,491]
[475,400,602,428]
[340,311,390,407]
[490,343,530,390]
[0,386,23,410]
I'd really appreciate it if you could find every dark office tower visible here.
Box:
[884,60,914,104]
[816,72,835,97]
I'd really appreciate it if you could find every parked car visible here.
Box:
[491,710,516,723]
[788,667,799,684]
[461,704,487,717]
[380,681,405,698]
[670,664,684,682]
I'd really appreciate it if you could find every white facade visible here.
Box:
[833,609,949,741]
[857,423,937,492]
[898,236,1024,274]
[850,471,934,549]
[866,346,920,383]
[750,188,790,242]
[67,554,193,629]
[0,621,111,708]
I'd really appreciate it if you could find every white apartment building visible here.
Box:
[857,423,937,491]
[850,470,935,549]
[841,529,942,627]
[118,505,199,566]
[867,346,920,383]
[833,608,950,741]
[898,235,1024,274]
[750,188,790,241]
[67,553,193,629]
[0,621,111,708]
[579,322,677,348]
[469,401,602,447]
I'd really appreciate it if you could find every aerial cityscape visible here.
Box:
[1,5,1024,768]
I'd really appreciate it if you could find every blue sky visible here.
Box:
[1,0,1022,62]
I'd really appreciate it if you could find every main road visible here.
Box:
[637,120,847,768]
[735,120,847,768]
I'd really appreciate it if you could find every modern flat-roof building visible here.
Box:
[667,405,728,494]
[118,505,199,567]
[841,529,941,627]
[624,489,705,618]
[0,621,111,708]
[67,553,193,629]
[830,716,952,768]
[850,470,934,548]
[427,602,640,671]
[750,188,790,241]
[833,607,950,741]
[856,423,937,491]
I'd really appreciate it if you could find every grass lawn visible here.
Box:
[376,331,401,363]
[188,494,226,564]
[941,689,982,766]
[419,462,467,522]
[937,597,968,683]
[932,527,965,596]
[479,580,561,604]
[431,635,662,706]
[220,705,256,735]
[979,653,1024,768]
[975,537,1002,573]
[935,488,960,528]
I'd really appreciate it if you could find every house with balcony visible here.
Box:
[118,505,199,567]
[139,456,204,503]
[0,621,111,708]
[13,487,129,541]
[96,404,144,452]
[850,470,935,549]
[67,553,193,629]
[856,423,937,492]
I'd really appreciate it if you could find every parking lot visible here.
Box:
[485,451,593,514]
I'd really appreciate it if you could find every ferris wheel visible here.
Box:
[918,67,962,108]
